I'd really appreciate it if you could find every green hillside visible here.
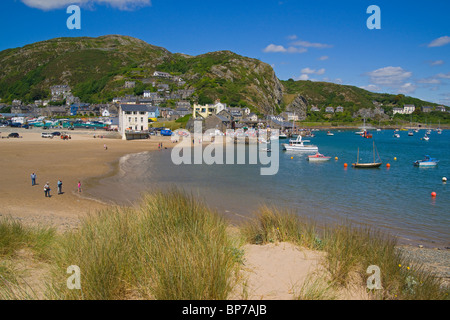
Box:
[0,35,446,121]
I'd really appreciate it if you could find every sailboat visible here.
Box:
[352,142,382,168]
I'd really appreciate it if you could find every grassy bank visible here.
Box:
[241,207,449,300]
[0,193,448,300]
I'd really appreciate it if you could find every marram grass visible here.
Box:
[1,194,449,300]
[48,190,241,300]
[241,207,449,300]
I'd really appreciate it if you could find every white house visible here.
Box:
[403,104,415,114]
[101,108,110,117]
[193,100,227,118]
[392,107,404,115]
[119,104,151,140]
[153,71,172,79]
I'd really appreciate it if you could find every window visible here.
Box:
[141,117,144,122]
[128,117,131,122]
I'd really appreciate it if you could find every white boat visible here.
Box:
[394,133,400,138]
[422,135,430,141]
[414,155,439,167]
[326,131,334,136]
[283,135,318,152]
[279,133,288,139]
[307,153,331,162]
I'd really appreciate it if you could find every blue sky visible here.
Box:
[1,0,449,105]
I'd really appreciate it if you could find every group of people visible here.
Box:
[31,172,82,197]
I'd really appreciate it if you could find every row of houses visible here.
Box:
[310,106,345,113]
[393,104,447,115]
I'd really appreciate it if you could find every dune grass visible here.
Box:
[1,196,448,300]
[241,207,449,300]
[48,190,241,300]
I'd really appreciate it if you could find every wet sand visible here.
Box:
[0,130,172,230]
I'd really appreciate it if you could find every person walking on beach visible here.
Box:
[31,172,36,186]
[57,180,63,195]
[104,144,108,150]
[77,181,82,193]
[44,182,50,197]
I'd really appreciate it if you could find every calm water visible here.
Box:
[86,129,450,247]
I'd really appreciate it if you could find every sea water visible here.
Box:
[86,129,450,247]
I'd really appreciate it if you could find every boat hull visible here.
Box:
[352,163,382,168]
[283,144,318,152]
[308,157,331,162]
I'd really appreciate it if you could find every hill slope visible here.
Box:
[0,35,443,116]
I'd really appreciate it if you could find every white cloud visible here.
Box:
[21,0,151,10]
[428,36,450,48]
[360,84,381,92]
[291,40,333,49]
[301,67,325,75]
[365,66,412,86]
[429,60,444,66]
[436,72,450,79]
[364,66,417,94]
[263,44,287,53]
[318,56,329,61]
[286,47,307,53]
[398,83,417,94]
[263,44,306,54]
[296,74,309,81]
[417,77,441,84]
[287,35,298,40]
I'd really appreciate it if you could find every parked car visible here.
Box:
[41,132,54,138]
[8,133,20,138]
[52,132,61,136]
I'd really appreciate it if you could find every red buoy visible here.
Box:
[344,163,348,168]
[431,192,437,197]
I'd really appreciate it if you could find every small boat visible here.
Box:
[307,153,331,162]
[327,131,334,136]
[394,133,400,138]
[283,135,318,152]
[362,130,372,138]
[279,133,288,139]
[408,131,414,136]
[352,142,382,168]
[414,155,439,167]
[422,135,430,141]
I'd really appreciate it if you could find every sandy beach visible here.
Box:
[0,129,172,230]
[1,128,448,299]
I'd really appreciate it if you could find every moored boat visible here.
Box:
[307,153,331,162]
[283,135,318,152]
[352,142,382,168]
[414,155,439,167]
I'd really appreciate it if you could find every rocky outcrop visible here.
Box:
[286,95,308,120]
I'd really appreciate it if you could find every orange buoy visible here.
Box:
[291,157,294,160]
[386,163,391,168]
[335,157,338,161]
[344,163,348,168]
[431,192,437,197]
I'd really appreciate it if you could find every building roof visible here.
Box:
[120,104,153,112]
